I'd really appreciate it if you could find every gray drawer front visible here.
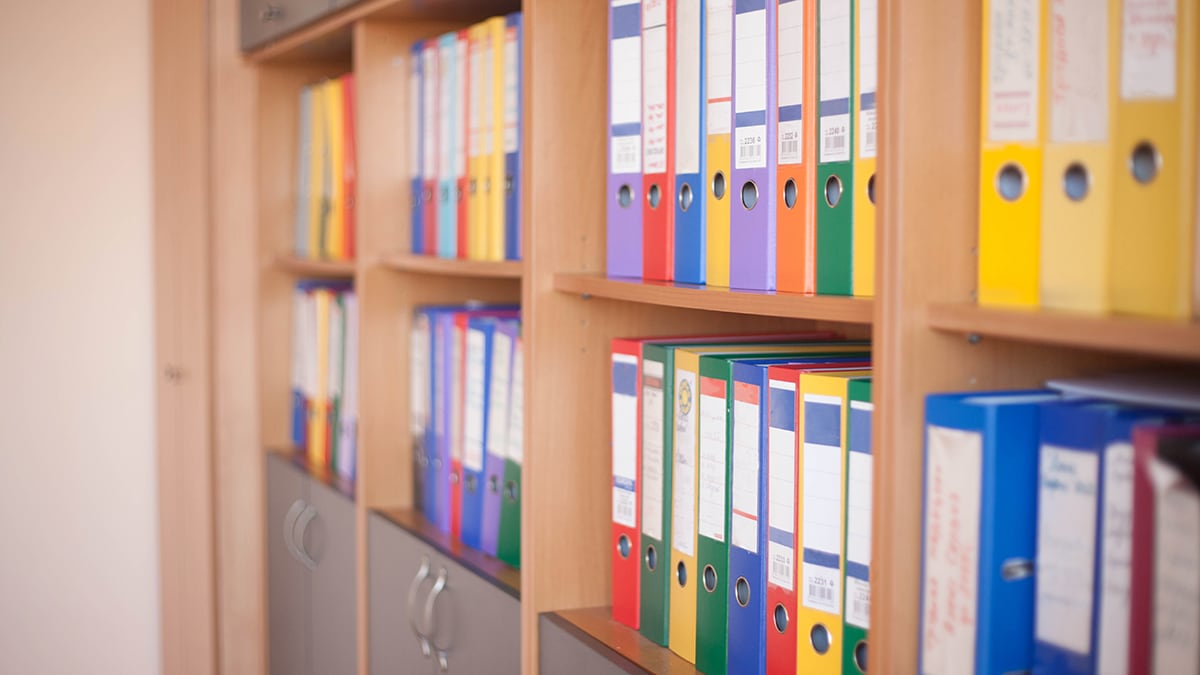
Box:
[368,514,437,675]
[538,615,639,675]
[267,455,311,675]
[308,479,358,675]
[368,514,520,675]
[240,0,332,51]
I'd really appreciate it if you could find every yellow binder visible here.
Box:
[307,82,326,259]
[794,369,871,675]
[468,24,489,261]
[308,288,331,467]
[704,0,732,288]
[1109,0,1198,318]
[852,0,877,297]
[978,0,1046,308]
[1039,0,1118,313]
[487,16,508,261]
[325,79,346,261]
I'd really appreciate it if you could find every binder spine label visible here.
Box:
[613,354,640,529]
[612,1,643,174]
[470,37,484,161]
[1151,460,1200,673]
[1049,0,1108,143]
[801,394,843,613]
[455,39,468,176]
[450,326,464,463]
[857,0,878,158]
[409,55,420,178]
[1096,440,1134,673]
[731,382,761,553]
[462,328,486,472]
[734,2,768,169]
[507,340,524,463]
[1035,444,1099,654]
[698,377,728,542]
[481,40,494,156]
[504,27,520,154]
[778,0,804,166]
[845,400,873,629]
[768,382,797,591]
[488,332,513,459]
[987,0,1040,142]
[423,47,438,179]
[439,42,455,183]
[644,0,669,174]
[920,424,982,675]
[818,0,852,162]
[672,368,698,557]
[706,0,733,135]
[642,360,666,541]
[410,320,429,437]
[1119,0,1177,100]
[675,0,702,175]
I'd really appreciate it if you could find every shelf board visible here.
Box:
[247,0,519,63]
[554,273,874,323]
[542,607,699,674]
[927,302,1200,362]
[273,253,356,279]
[268,447,356,501]
[374,507,520,600]
[383,252,523,279]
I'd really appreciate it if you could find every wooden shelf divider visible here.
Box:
[273,253,356,279]
[383,252,523,279]
[927,302,1200,362]
[554,273,875,323]
[542,607,699,675]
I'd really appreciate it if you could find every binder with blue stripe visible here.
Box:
[436,33,459,258]
[410,41,425,254]
[460,317,497,550]
[503,13,522,260]
[673,0,706,283]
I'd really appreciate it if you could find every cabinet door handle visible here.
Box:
[259,4,283,22]
[292,504,319,571]
[407,557,433,658]
[425,568,451,672]
[283,499,307,566]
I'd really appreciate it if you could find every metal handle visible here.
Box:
[292,504,319,571]
[283,499,306,565]
[407,557,433,658]
[259,4,283,22]
[425,568,450,672]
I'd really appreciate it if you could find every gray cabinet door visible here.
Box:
[429,553,521,674]
[538,615,638,675]
[267,455,312,675]
[368,514,438,675]
[307,479,358,675]
[240,0,334,51]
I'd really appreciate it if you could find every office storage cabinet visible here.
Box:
[267,454,357,675]
[240,0,332,50]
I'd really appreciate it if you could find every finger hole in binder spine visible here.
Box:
[712,171,726,200]
[618,184,633,208]
[648,183,661,209]
[702,564,717,592]
[773,604,789,633]
[995,163,1026,202]
[735,577,751,607]
[809,623,832,654]
[676,560,688,587]
[1063,163,1090,202]
[741,181,758,210]
[824,175,843,208]
[617,534,631,559]
[784,178,797,209]
[679,182,693,211]
[854,640,868,672]
[867,173,876,205]
[1130,141,1161,184]
[645,545,657,571]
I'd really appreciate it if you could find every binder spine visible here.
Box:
[775,0,817,294]
[673,0,706,284]
[455,30,470,259]
[815,0,854,295]
[638,348,672,645]
[608,0,644,278]
[612,343,642,628]
[851,0,876,297]
[437,34,458,258]
[410,44,424,253]
[705,0,734,287]
[642,0,676,280]
[727,363,768,675]
[422,41,440,255]
[764,372,798,675]
[503,14,522,261]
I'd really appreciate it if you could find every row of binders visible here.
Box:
[610,333,873,675]
[920,373,1200,674]
[979,0,1199,319]
[607,0,878,295]
[293,75,357,261]
[290,281,359,481]
[411,306,523,568]
[408,14,523,262]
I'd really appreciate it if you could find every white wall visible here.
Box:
[0,1,160,673]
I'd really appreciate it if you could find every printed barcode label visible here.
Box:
[802,562,841,613]
[809,583,834,603]
[735,125,766,169]
[782,139,798,158]
[614,488,636,527]
[740,143,762,161]
[778,120,803,165]
[820,115,851,163]
[768,541,794,591]
[860,109,877,158]
[613,136,641,174]
[847,578,870,628]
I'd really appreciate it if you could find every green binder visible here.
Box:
[497,328,523,568]
[842,378,872,674]
[815,0,855,295]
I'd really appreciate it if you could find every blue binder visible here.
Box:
[436,33,459,258]
[504,13,522,261]
[410,41,425,254]
[459,316,497,550]
[673,0,705,283]
[1034,401,1173,675]
[920,390,1060,675]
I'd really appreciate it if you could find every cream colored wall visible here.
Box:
[0,1,160,673]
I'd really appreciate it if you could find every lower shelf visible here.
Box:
[373,506,520,599]
[269,447,356,501]
[540,607,699,674]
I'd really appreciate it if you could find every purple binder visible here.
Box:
[607,0,644,278]
[729,0,777,290]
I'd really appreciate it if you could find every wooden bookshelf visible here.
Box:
[542,607,699,675]
[268,446,357,500]
[273,253,356,279]
[383,252,524,279]
[927,303,1200,362]
[555,273,875,323]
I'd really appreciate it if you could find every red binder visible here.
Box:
[341,73,357,260]
[450,312,470,540]
[611,338,643,628]
[641,0,675,280]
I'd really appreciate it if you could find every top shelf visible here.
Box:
[927,302,1200,362]
[554,273,875,323]
[383,252,523,279]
